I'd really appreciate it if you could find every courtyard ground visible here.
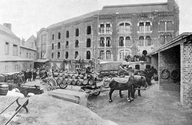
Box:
[1,79,192,125]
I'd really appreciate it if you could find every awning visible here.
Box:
[35,59,50,63]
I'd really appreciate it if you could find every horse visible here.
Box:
[108,75,148,103]
[108,76,135,103]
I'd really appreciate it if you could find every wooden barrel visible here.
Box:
[56,77,63,85]
[0,83,9,96]
[83,79,88,85]
[88,79,94,85]
[71,79,77,85]
[0,75,5,82]
[67,78,72,85]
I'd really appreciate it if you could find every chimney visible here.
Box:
[3,23,12,30]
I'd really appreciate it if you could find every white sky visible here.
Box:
[0,0,192,40]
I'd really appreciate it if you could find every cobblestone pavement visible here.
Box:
[87,84,192,125]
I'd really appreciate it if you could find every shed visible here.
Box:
[148,32,192,107]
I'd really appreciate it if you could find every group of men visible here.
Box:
[22,69,37,83]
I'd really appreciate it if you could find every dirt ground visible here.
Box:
[1,80,192,125]
[87,83,192,125]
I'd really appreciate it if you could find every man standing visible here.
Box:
[28,69,32,82]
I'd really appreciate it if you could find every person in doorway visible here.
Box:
[32,69,37,81]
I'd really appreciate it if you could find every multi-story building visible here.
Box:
[36,0,179,70]
[0,23,37,73]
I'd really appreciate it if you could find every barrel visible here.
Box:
[0,83,9,96]
[83,79,88,85]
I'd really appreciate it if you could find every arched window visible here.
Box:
[52,53,54,58]
[160,35,165,45]
[75,28,79,36]
[159,21,165,31]
[125,36,132,46]
[146,36,152,46]
[66,41,69,48]
[75,40,79,48]
[139,22,144,32]
[52,43,54,50]
[86,38,91,47]
[57,52,60,58]
[99,24,105,33]
[106,23,112,33]
[119,22,131,33]
[106,50,111,60]
[138,36,144,46]
[66,31,69,38]
[167,34,172,42]
[87,26,91,35]
[167,21,173,31]
[119,37,124,46]
[100,50,104,59]
[106,37,111,47]
[65,52,69,59]
[52,34,54,40]
[100,37,105,47]
[58,42,61,49]
[86,51,91,59]
[145,22,151,32]
[75,51,78,59]
[58,32,61,39]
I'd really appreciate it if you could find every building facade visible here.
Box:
[0,23,37,73]
[36,0,179,69]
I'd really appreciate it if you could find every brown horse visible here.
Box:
[108,76,135,103]
[109,75,148,103]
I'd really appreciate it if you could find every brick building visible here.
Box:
[148,32,192,107]
[36,0,179,70]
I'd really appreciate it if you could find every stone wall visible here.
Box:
[181,42,192,107]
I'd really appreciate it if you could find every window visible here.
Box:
[106,37,111,47]
[58,32,61,39]
[146,36,152,46]
[139,22,144,32]
[5,42,9,55]
[86,39,91,47]
[66,31,69,38]
[52,43,54,50]
[167,21,173,31]
[75,28,79,37]
[145,22,151,32]
[87,26,91,35]
[125,36,132,46]
[138,36,144,46]
[86,51,91,59]
[66,41,69,48]
[160,35,165,45]
[119,23,131,33]
[75,40,79,48]
[13,44,18,56]
[26,52,28,58]
[119,50,131,60]
[57,52,60,58]
[58,42,61,49]
[99,50,104,59]
[75,51,78,59]
[99,24,105,33]
[167,34,172,42]
[52,53,54,58]
[65,52,69,59]
[100,37,105,47]
[52,34,54,40]
[29,53,31,58]
[106,50,111,60]
[159,21,165,31]
[106,23,111,33]
[119,37,124,46]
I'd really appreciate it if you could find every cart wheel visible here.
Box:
[92,91,100,96]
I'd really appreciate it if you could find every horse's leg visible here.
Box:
[138,87,141,97]
[119,90,123,98]
[127,88,132,102]
[109,89,115,103]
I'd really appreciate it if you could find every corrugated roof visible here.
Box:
[48,10,100,29]
[0,24,16,37]
[100,2,168,15]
